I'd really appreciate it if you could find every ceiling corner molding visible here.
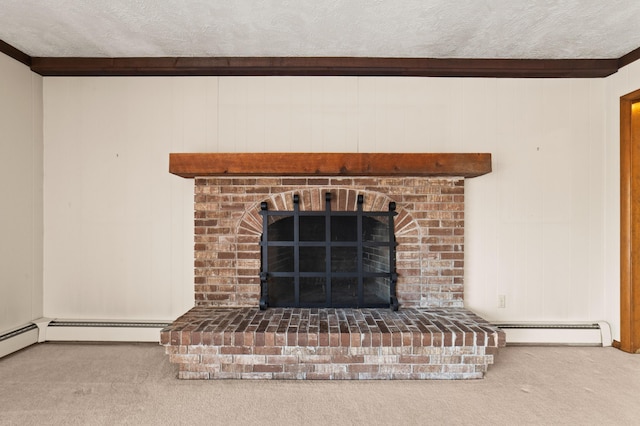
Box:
[619,46,640,69]
[30,56,620,78]
[0,35,637,78]
[0,39,31,67]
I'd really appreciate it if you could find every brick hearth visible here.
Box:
[161,307,504,379]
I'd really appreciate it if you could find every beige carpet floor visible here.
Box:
[0,342,639,425]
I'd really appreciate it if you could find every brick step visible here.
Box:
[161,307,505,380]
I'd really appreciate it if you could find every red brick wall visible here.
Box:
[193,177,465,308]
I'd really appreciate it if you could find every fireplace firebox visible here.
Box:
[259,192,398,310]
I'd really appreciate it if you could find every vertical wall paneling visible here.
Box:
[42,75,611,332]
[0,53,43,333]
[586,79,607,322]
[263,77,294,151]
[287,78,314,150]
[217,77,248,151]
[172,78,219,152]
[44,77,208,320]
[460,79,498,314]
[30,74,44,319]
[311,77,359,152]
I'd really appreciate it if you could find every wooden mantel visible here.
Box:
[169,153,491,178]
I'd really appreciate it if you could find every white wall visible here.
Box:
[43,76,609,331]
[0,53,43,334]
[43,78,196,320]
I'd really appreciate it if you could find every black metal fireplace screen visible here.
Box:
[259,193,398,310]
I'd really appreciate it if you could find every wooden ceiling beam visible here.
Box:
[2,37,638,78]
[619,46,640,69]
[0,39,31,67]
[30,56,619,78]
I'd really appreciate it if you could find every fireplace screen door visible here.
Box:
[259,193,398,310]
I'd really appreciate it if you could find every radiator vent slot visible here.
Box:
[0,324,38,343]
[48,321,170,328]
[494,322,610,346]
[496,323,600,330]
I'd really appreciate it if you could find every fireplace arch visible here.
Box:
[233,186,431,309]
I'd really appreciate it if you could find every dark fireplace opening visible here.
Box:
[259,192,398,310]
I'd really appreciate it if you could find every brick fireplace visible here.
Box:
[161,153,505,379]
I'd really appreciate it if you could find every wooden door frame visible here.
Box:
[617,88,640,353]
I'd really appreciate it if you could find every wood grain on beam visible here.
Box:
[169,153,492,178]
[30,56,619,78]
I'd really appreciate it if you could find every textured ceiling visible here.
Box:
[1,0,640,59]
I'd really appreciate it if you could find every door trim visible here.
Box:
[617,88,640,353]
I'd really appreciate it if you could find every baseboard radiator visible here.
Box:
[0,319,170,359]
[45,320,170,342]
[0,324,39,358]
[495,321,612,346]
[0,319,614,359]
